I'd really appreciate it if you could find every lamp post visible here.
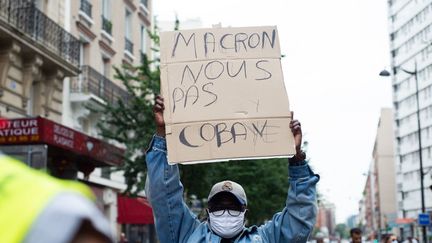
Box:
[380,62,428,243]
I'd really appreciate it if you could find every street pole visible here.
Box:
[407,62,427,243]
[380,62,428,243]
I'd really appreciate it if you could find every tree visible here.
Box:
[335,223,349,239]
[94,21,169,194]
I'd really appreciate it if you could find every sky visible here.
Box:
[154,0,393,223]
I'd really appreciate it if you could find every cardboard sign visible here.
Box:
[160,26,295,164]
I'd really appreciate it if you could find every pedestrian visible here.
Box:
[0,154,114,243]
[145,95,320,243]
[402,236,418,243]
[381,234,398,243]
[119,232,128,243]
[350,228,362,243]
[316,232,325,243]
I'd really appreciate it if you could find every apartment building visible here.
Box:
[361,170,377,240]
[63,0,155,241]
[0,0,76,120]
[315,202,336,239]
[0,0,156,242]
[360,109,397,239]
[385,0,432,241]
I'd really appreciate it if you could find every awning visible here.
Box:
[395,218,416,225]
[0,117,124,166]
[117,195,154,224]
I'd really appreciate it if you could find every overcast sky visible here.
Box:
[154,0,392,223]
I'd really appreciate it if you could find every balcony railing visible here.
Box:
[71,65,130,104]
[80,0,92,18]
[102,16,112,35]
[0,0,80,67]
[125,37,133,54]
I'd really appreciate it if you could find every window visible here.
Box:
[79,42,90,66]
[102,0,112,35]
[102,0,111,19]
[140,25,147,54]
[102,57,110,78]
[125,9,132,39]
[80,0,92,18]
[124,9,133,54]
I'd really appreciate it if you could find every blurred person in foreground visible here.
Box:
[0,154,113,243]
[145,95,320,243]
[350,228,363,243]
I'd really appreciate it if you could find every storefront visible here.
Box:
[0,116,157,242]
[0,116,123,178]
[117,195,157,243]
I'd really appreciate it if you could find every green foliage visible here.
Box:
[335,223,350,239]
[94,26,161,195]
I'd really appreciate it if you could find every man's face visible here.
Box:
[351,233,362,243]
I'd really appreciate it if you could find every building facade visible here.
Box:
[63,0,155,242]
[315,202,336,239]
[0,0,156,242]
[373,109,397,236]
[361,168,377,240]
[360,109,397,240]
[0,0,78,120]
[385,0,432,241]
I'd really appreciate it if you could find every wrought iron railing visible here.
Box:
[80,0,92,18]
[71,65,130,104]
[0,0,80,67]
[102,16,112,35]
[125,37,133,54]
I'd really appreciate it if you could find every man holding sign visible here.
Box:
[145,95,319,243]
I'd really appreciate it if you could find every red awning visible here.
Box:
[396,218,415,224]
[117,195,154,224]
[0,117,124,166]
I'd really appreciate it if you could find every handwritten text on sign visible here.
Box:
[160,26,295,164]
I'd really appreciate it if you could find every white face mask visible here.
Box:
[208,210,245,239]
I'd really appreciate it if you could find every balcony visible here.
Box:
[101,16,112,35]
[125,37,133,54]
[71,65,130,105]
[0,0,80,70]
[79,0,92,18]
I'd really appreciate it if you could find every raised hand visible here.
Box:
[289,111,302,154]
[153,95,166,137]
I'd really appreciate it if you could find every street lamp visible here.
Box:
[380,62,428,243]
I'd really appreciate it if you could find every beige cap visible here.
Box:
[207,180,247,205]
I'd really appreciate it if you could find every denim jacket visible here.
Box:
[146,136,319,243]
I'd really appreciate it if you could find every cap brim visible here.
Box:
[208,191,245,206]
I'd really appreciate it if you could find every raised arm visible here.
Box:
[257,115,319,242]
[145,96,200,243]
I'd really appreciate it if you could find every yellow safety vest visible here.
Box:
[0,155,95,243]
